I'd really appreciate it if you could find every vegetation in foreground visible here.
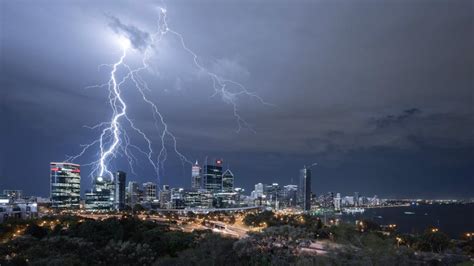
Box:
[0,212,472,265]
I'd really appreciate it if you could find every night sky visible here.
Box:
[1,0,472,199]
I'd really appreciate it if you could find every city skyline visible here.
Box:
[1,0,473,199]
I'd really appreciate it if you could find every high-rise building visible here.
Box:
[202,160,223,193]
[222,169,234,192]
[143,182,157,202]
[50,162,81,209]
[191,160,201,190]
[252,183,264,199]
[171,188,185,208]
[334,193,342,211]
[263,183,282,209]
[85,176,115,211]
[298,167,312,211]
[159,185,171,208]
[127,181,140,206]
[114,171,126,211]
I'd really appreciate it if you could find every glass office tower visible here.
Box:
[50,162,81,209]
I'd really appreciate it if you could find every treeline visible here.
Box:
[0,213,472,265]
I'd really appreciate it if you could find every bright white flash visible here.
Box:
[118,36,131,49]
[67,6,271,185]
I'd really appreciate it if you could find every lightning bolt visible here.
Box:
[67,5,272,186]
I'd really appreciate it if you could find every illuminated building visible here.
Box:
[85,176,115,211]
[143,182,157,202]
[222,169,234,192]
[114,171,126,210]
[0,198,38,223]
[321,192,334,209]
[171,188,185,208]
[3,190,22,200]
[191,160,201,190]
[50,162,81,209]
[183,189,213,208]
[251,183,264,199]
[334,193,342,211]
[298,167,312,211]
[214,192,238,208]
[127,181,140,206]
[202,159,223,193]
[159,185,171,208]
[282,185,298,207]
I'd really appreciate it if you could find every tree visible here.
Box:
[25,224,48,239]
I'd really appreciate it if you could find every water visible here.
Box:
[341,203,474,238]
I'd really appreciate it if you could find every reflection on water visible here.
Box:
[341,203,474,238]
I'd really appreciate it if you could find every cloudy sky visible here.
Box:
[1,0,472,198]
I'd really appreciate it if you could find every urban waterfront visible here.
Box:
[2,0,473,264]
[342,203,474,238]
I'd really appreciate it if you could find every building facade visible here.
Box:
[298,167,312,211]
[50,162,81,209]
[222,169,234,192]
[143,182,157,202]
[114,171,126,211]
[191,161,201,190]
[85,176,115,211]
[127,181,140,206]
[201,160,223,193]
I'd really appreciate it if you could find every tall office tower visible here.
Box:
[85,176,115,210]
[298,167,312,211]
[222,169,234,192]
[202,159,223,193]
[114,171,126,211]
[143,182,157,201]
[334,193,342,211]
[251,183,264,199]
[191,160,201,189]
[159,185,171,208]
[50,162,81,209]
[127,181,140,206]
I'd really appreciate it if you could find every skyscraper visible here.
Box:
[127,181,140,206]
[143,182,157,201]
[191,160,201,189]
[159,185,171,208]
[114,171,126,211]
[222,169,234,192]
[202,159,223,193]
[334,193,342,211]
[50,162,81,209]
[85,176,115,211]
[298,167,312,211]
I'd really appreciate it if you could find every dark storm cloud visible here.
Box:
[107,15,151,51]
[373,108,422,129]
[1,0,472,198]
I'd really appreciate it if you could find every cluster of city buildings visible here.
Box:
[0,189,38,223]
[248,167,383,213]
[48,159,246,212]
[1,160,383,219]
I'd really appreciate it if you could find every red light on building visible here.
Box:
[216,160,222,165]
[72,169,80,173]
[51,167,60,171]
